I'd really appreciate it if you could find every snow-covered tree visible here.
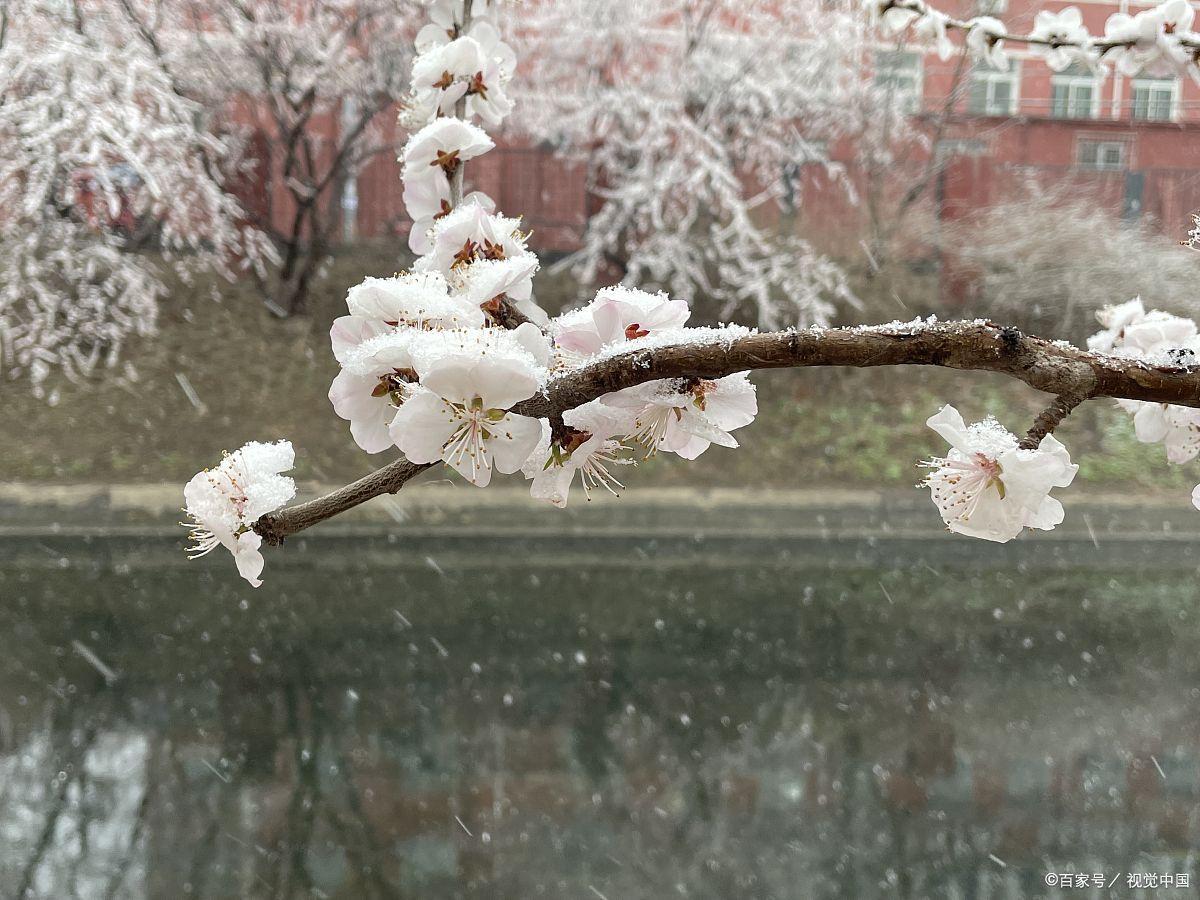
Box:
[510,0,909,329]
[144,0,425,316]
[0,0,268,397]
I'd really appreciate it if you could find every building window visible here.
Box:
[874,50,923,114]
[1051,65,1099,119]
[936,139,988,158]
[1077,139,1128,171]
[968,61,1019,116]
[1131,77,1177,121]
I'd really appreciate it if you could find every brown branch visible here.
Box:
[1019,390,1090,450]
[254,320,1200,544]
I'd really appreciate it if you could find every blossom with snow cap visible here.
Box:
[401,118,495,222]
[1029,7,1092,70]
[183,441,296,587]
[864,0,925,35]
[1086,299,1200,463]
[330,272,484,364]
[966,17,1009,69]
[1086,297,1147,352]
[921,405,1077,543]
[913,8,956,60]
[413,201,545,322]
[553,286,691,358]
[1103,0,1194,76]
[390,330,545,486]
[330,331,425,454]
[407,36,514,128]
[348,272,485,330]
[415,200,530,275]
[523,401,637,507]
[407,190,495,255]
[601,372,758,460]
[417,9,515,78]
[455,254,547,325]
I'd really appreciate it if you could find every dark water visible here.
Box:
[2,523,1199,898]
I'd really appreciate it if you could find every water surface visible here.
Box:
[1,516,1198,898]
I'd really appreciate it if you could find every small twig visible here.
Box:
[1020,389,1091,449]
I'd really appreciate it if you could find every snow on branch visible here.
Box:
[868,0,1200,77]
[248,316,1200,548]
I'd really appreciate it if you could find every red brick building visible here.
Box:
[881,0,1200,237]
[257,0,1200,259]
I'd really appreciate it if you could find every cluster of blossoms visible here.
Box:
[867,0,1200,80]
[1088,299,1200,465]
[183,0,760,585]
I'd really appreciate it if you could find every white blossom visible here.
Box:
[966,17,1009,69]
[921,406,1078,543]
[346,272,486,330]
[407,35,514,128]
[455,255,547,325]
[401,118,495,221]
[183,441,296,587]
[1121,401,1200,463]
[864,0,924,34]
[1029,7,1092,71]
[1086,297,1147,352]
[1104,0,1194,76]
[1088,299,1200,464]
[412,202,546,322]
[601,372,758,459]
[913,9,956,61]
[329,333,423,454]
[523,402,638,507]
[390,332,545,486]
[553,286,691,358]
[330,271,484,365]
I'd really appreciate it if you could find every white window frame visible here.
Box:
[968,61,1020,116]
[1050,71,1101,120]
[1131,77,1179,122]
[1076,138,1130,171]
[874,50,924,114]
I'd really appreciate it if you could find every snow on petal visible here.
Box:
[346,272,485,330]
[920,406,1077,543]
[553,285,691,357]
[182,440,296,587]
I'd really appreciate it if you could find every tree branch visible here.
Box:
[878,0,1198,54]
[254,320,1200,544]
[1020,390,1090,450]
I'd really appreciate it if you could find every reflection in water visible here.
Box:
[1,529,1199,897]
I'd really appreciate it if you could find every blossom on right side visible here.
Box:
[921,405,1078,543]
